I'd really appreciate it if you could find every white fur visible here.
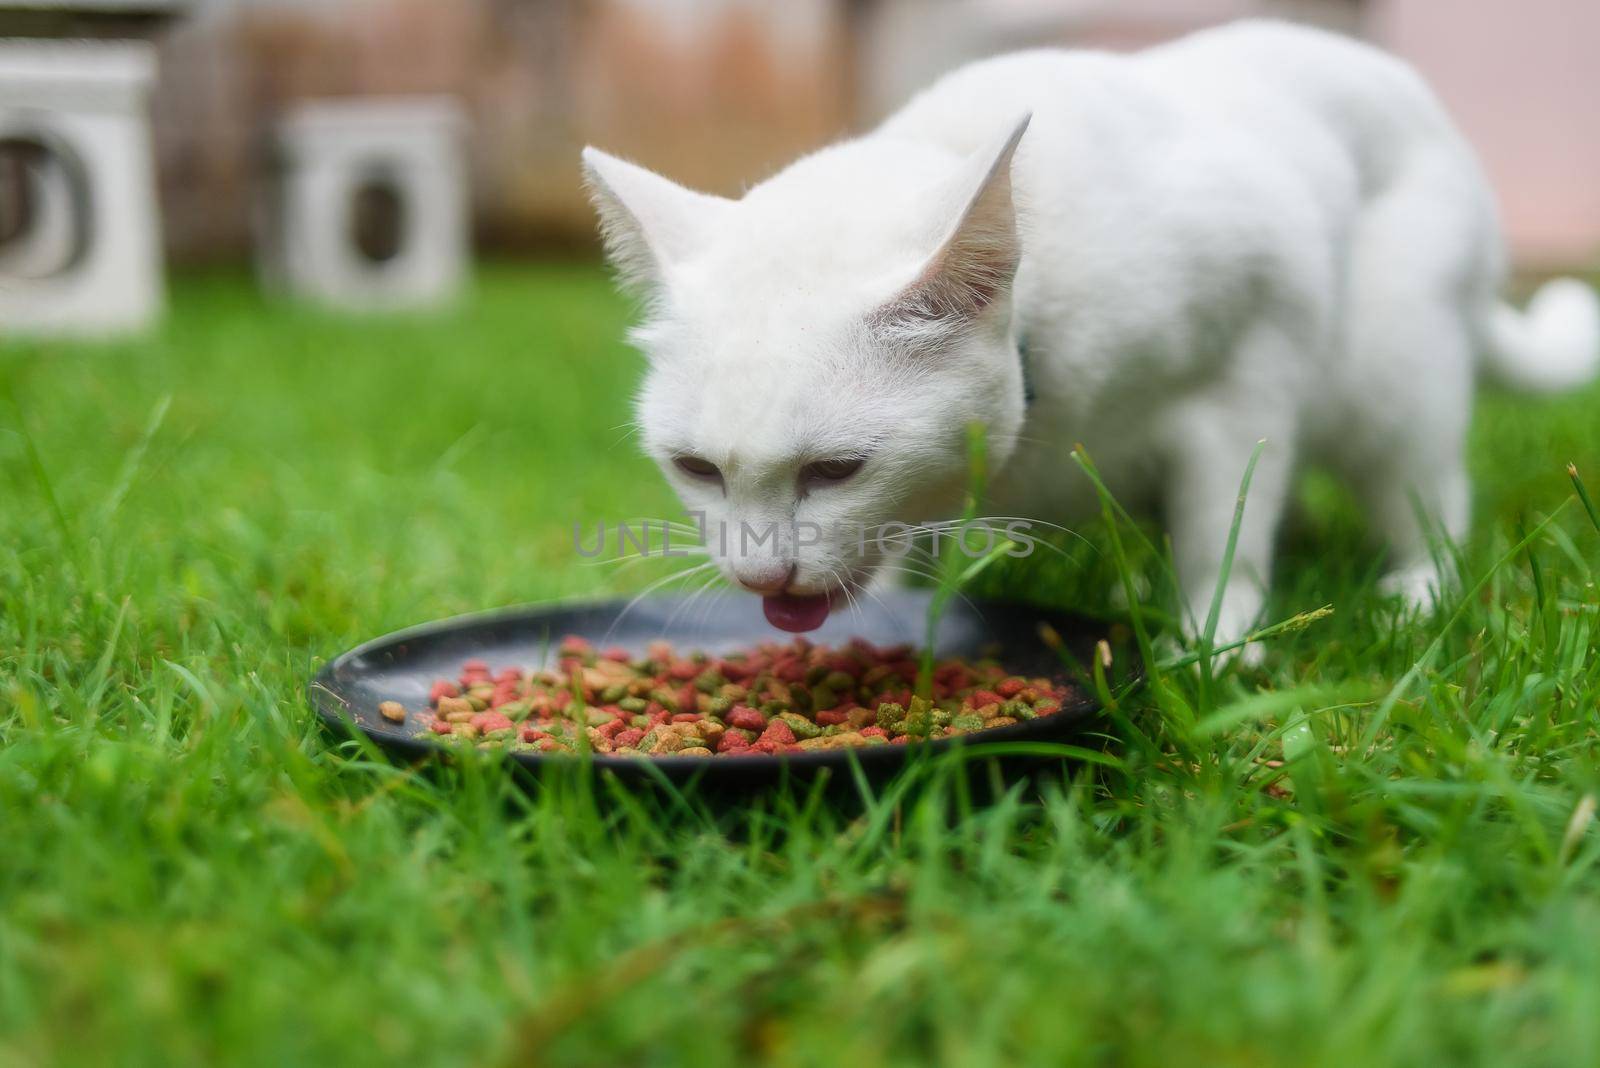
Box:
[583,20,1600,645]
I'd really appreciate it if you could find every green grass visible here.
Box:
[3,263,1600,1067]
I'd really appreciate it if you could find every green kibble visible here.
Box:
[586,709,613,727]
[775,712,822,740]
[650,687,679,712]
[599,684,628,703]
[638,730,659,751]
[706,695,733,715]
[1003,699,1036,720]
[761,700,791,715]
[500,701,531,722]
[804,664,830,686]
[951,714,985,732]
[902,709,932,736]
[618,696,648,713]
[876,702,906,730]
[824,671,856,691]
[694,672,725,694]
[631,714,652,729]
[809,684,838,712]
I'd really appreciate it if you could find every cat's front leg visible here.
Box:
[1161,395,1296,666]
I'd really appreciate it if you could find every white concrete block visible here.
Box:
[0,40,163,337]
[259,96,469,312]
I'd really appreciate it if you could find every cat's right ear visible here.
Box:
[581,147,732,293]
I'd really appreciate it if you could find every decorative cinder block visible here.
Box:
[0,40,163,336]
[258,96,469,311]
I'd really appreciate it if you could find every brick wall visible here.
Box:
[147,0,851,262]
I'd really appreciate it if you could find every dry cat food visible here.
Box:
[394,636,1073,756]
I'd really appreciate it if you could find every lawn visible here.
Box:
[2,263,1599,1067]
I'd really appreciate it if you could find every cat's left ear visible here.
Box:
[581,147,733,293]
[881,112,1031,329]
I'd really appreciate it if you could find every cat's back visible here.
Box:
[874,21,1454,189]
[872,47,1171,174]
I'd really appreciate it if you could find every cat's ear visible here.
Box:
[880,112,1031,331]
[581,147,732,292]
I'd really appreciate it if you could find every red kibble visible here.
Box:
[429,680,460,704]
[726,706,767,732]
[668,660,700,681]
[890,735,911,745]
[758,720,796,748]
[490,690,519,709]
[773,658,806,683]
[559,636,592,656]
[601,646,632,662]
[968,689,1002,710]
[859,726,887,739]
[537,738,564,752]
[996,678,1026,699]
[825,654,862,677]
[716,731,751,753]
[816,709,850,726]
[648,709,671,726]
[494,668,522,685]
[676,684,698,712]
[614,728,646,749]
[671,712,702,723]
[471,712,514,734]
[429,718,453,735]
[1035,698,1062,715]
[552,690,572,710]
[461,658,489,673]
[890,660,919,682]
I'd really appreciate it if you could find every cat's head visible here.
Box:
[582,115,1031,630]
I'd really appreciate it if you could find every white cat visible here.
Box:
[582,20,1599,647]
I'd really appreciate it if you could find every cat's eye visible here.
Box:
[801,457,865,484]
[673,455,722,482]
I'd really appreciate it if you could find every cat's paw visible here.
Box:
[1182,589,1267,670]
[1376,563,1452,615]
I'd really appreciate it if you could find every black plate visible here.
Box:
[310,590,1111,785]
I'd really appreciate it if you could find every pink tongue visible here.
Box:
[762,593,832,633]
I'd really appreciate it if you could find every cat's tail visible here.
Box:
[1481,278,1600,393]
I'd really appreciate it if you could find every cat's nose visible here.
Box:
[736,563,796,595]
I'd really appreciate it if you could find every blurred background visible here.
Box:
[2,0,1597,293]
